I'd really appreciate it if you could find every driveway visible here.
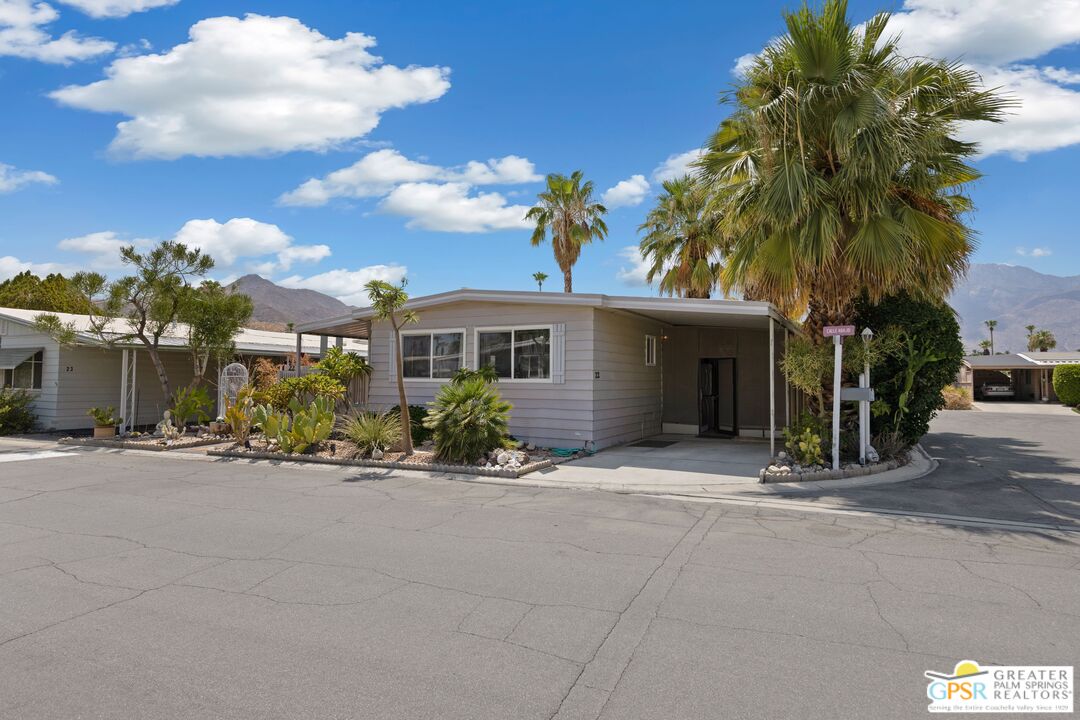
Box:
[0,443,1077,719]
[777,409,1080,529]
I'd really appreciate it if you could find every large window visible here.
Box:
[477,327,551,381]
[401,331,464,379]
[2,351,43,390]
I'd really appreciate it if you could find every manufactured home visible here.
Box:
[296,289,798,453]
[957,351,1080,402]
[0,307,366,432]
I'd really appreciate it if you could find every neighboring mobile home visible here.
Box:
[957,351,1080,402]
[0,307,366,432]
[295,290,798,453]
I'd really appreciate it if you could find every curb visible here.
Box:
[59,436,231,452]
[206,447,553,479]
[750,444,938,493]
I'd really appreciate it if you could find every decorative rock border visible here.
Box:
[759,452,910,483]
[207,447,554,479]
[59,436,231,452]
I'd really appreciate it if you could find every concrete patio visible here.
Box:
[535,435,768,494]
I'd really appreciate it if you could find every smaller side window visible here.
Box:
[645,335,657,366]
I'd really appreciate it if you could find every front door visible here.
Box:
[698,358,736,436]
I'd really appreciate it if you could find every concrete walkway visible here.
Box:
[973,400,1077,415]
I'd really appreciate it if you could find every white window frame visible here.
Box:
[474,325,554,384]
[645,335,657,367]
[399,328,466,382]
[2,350,44,392]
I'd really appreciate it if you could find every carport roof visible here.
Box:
[295,288,797,338]
[965,351,1080,370]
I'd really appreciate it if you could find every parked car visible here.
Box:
[980,382,1015,399]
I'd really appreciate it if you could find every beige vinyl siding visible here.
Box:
[365,301,596,449]
[53,346,200,430]
[591,310,663,448]
[0,322,60,430]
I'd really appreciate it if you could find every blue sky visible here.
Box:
[1,0,1079,304]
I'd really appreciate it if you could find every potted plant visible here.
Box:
[87,406,122,439]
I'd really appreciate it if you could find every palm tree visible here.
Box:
[978,339,991,355]
[696,0,1009,339]
[526,171,608,293]
[364,279,418,455]
[532,271,548,291]
[985,320,998,354]
[1028,329,1057,352]
[638,176,725,299]
[1025,324,1036,338]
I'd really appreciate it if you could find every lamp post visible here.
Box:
[860,327,874,465]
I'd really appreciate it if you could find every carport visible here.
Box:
[960,352,1080,402]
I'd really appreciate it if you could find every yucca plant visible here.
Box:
[339,410,402,457]
[423,378,512,463]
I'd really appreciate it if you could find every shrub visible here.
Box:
[783,412,827,466]
[253,396,335,454]
[0,389,36,435]
[1053,364,1080,406]
[423,378,512,463]
[853,292,963,445]
[171,386,212,426]
[87,406,121,427]
[942,385,973,410]
[252,357,280,391]
[265,374,346,411]
[223,385,257,443]
[450,365,499,385]
[389,404,432,445]
[340,410,402,457]
[315,346,371,386]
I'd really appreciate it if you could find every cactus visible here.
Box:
[254,398,334,455]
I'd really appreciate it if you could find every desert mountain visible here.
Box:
[226,274,352,329]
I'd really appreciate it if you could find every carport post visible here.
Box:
[769,317,775,458]
[294,332,303,377]
[119,348,128,435]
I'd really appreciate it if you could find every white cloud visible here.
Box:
[732,52,757,77]
[57,230,151,267]
[279,264,407,306]
[0,0,113,64]
[278,148,539,207]
[601,174,650,209]
[172,218,329,272]
[379,182,532,233]
[887,0,1080,66]
[616,245,650,287]
[1015,246,1052,257]
[652,148,704,183]
[56,0,177,19]
[885,0,1080,158]
[0,161,57,192]
[50,14,451,158]
[0,255,68,280]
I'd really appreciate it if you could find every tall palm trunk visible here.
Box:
[562,267,572,293]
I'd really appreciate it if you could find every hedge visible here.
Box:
[1053,364,1080,406]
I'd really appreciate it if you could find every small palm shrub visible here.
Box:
[1053,364,1080,406]
[423,378,512,463]
[450,365,499,385]
[389,404,432,445]
[340,411,402,457]
[0,389,36,435]
[941,385,973,410]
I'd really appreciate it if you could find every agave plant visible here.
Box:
[423,378,512,463]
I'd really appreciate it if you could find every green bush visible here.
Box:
[253,396,335,454]
[389,404,432,445]
[87,406,121,427]
[170,386,212,425]
[783,412,827,466]
[423,378,512,463]
[340,410,402,457]
[315,346,371,385]
[266,374,346,411]
[853,292,963,445]
[0,389,36,435]
[1053,364,1080,406]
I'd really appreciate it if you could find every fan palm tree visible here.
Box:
[532,271,548,291]
[526,171,608,293]
[985,320,998,354]
[696,0,1009,340]
[638,176,725,299]
[978,339,991,355]
[1028,329,1057,352]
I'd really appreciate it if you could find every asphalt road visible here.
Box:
[0,443,1077,719]
[777,408,1080,529]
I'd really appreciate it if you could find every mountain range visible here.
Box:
[226,274,353,330]
[948,264,1080,353]
[225,265,1080,352]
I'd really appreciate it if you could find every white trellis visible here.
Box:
[217,363,249,416]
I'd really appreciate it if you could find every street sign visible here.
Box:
[823,325,856,337]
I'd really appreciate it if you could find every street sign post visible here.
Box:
[823,325,856,470]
